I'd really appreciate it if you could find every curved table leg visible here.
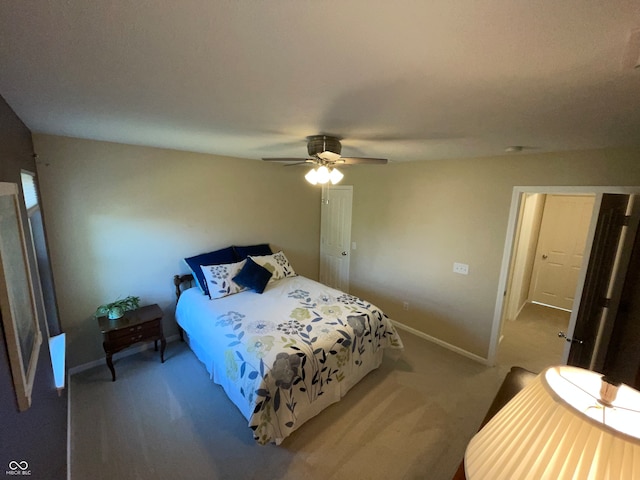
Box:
[160,336,166,363]
[106,353,116,382]
[102,341,116,381]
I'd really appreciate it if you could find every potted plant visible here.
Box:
[95,295,140,320]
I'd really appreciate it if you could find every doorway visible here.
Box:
[498,193,595,372]
[489,186,640,371]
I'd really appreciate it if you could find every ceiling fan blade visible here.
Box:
[262,157,311,162]
[339,157,388,165]
[284,161,314,167]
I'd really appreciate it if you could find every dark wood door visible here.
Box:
[602,216,640,386]
[568,194,629,368]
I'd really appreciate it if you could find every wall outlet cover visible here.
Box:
[453,262,469,275]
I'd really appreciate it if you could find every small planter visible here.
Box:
[107,306,124,320]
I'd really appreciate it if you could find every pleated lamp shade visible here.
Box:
[465,366,640,479]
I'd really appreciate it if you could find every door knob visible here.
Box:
[558,331,584,345]
[542,254,548,259]
[341,251,348,256]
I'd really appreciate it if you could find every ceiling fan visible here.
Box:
[262,135,388,185]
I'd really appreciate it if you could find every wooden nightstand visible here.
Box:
[98,303,165,381]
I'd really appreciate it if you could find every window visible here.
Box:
[20,170,65,391]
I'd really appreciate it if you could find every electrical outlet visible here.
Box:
[403,301,409,311]
[453,262,469,275]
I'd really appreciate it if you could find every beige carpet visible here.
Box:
[497,302,570,373]
[70,331,510,480]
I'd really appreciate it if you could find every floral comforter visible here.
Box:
[175,275,403,445]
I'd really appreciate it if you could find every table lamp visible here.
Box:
[465,365,640,479]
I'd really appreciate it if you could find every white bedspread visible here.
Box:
[175,275,403,444]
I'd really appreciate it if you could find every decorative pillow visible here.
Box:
[248,251,296,283]
[232,257,273,294]
[184,246,236,297]
[233,243,272,260]
[200,260,248,299]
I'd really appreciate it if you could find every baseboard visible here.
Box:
[530,300,571,313]
[392,320,490,365]
[68,334,181,376]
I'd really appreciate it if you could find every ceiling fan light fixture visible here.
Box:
[305,168,319,185]
[315,165,330,184]
[266,134,386,185]
[304,166,343,186]
[329,167,343,184]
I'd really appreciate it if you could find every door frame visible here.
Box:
[487,185,640,366]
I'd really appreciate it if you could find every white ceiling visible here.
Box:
[1,1,640,162]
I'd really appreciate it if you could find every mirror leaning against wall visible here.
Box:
[0,181,42,411]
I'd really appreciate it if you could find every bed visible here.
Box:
[174,248,403,445]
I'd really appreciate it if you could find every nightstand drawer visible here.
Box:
[107,320,161,341]
[108,323,146,341]
[110,332,146,346]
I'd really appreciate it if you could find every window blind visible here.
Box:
[20,171,39,210]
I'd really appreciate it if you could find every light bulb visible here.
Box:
[329,168,343,184]
[316,165,330,184]
[305,168,318,185]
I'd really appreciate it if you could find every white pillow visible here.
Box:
[200,260,247,299]
[248,251,296,283]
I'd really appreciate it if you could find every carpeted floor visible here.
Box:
[70,303,568,480]
[70,331,510,480]
[497,302,570,373]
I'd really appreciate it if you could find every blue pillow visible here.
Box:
[233,243,272,260]
[233,257,273,294]
[184,246,236,297]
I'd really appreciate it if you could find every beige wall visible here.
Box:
[31,135,640,366]
[32,135,321,368]
[345,148,640,358]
